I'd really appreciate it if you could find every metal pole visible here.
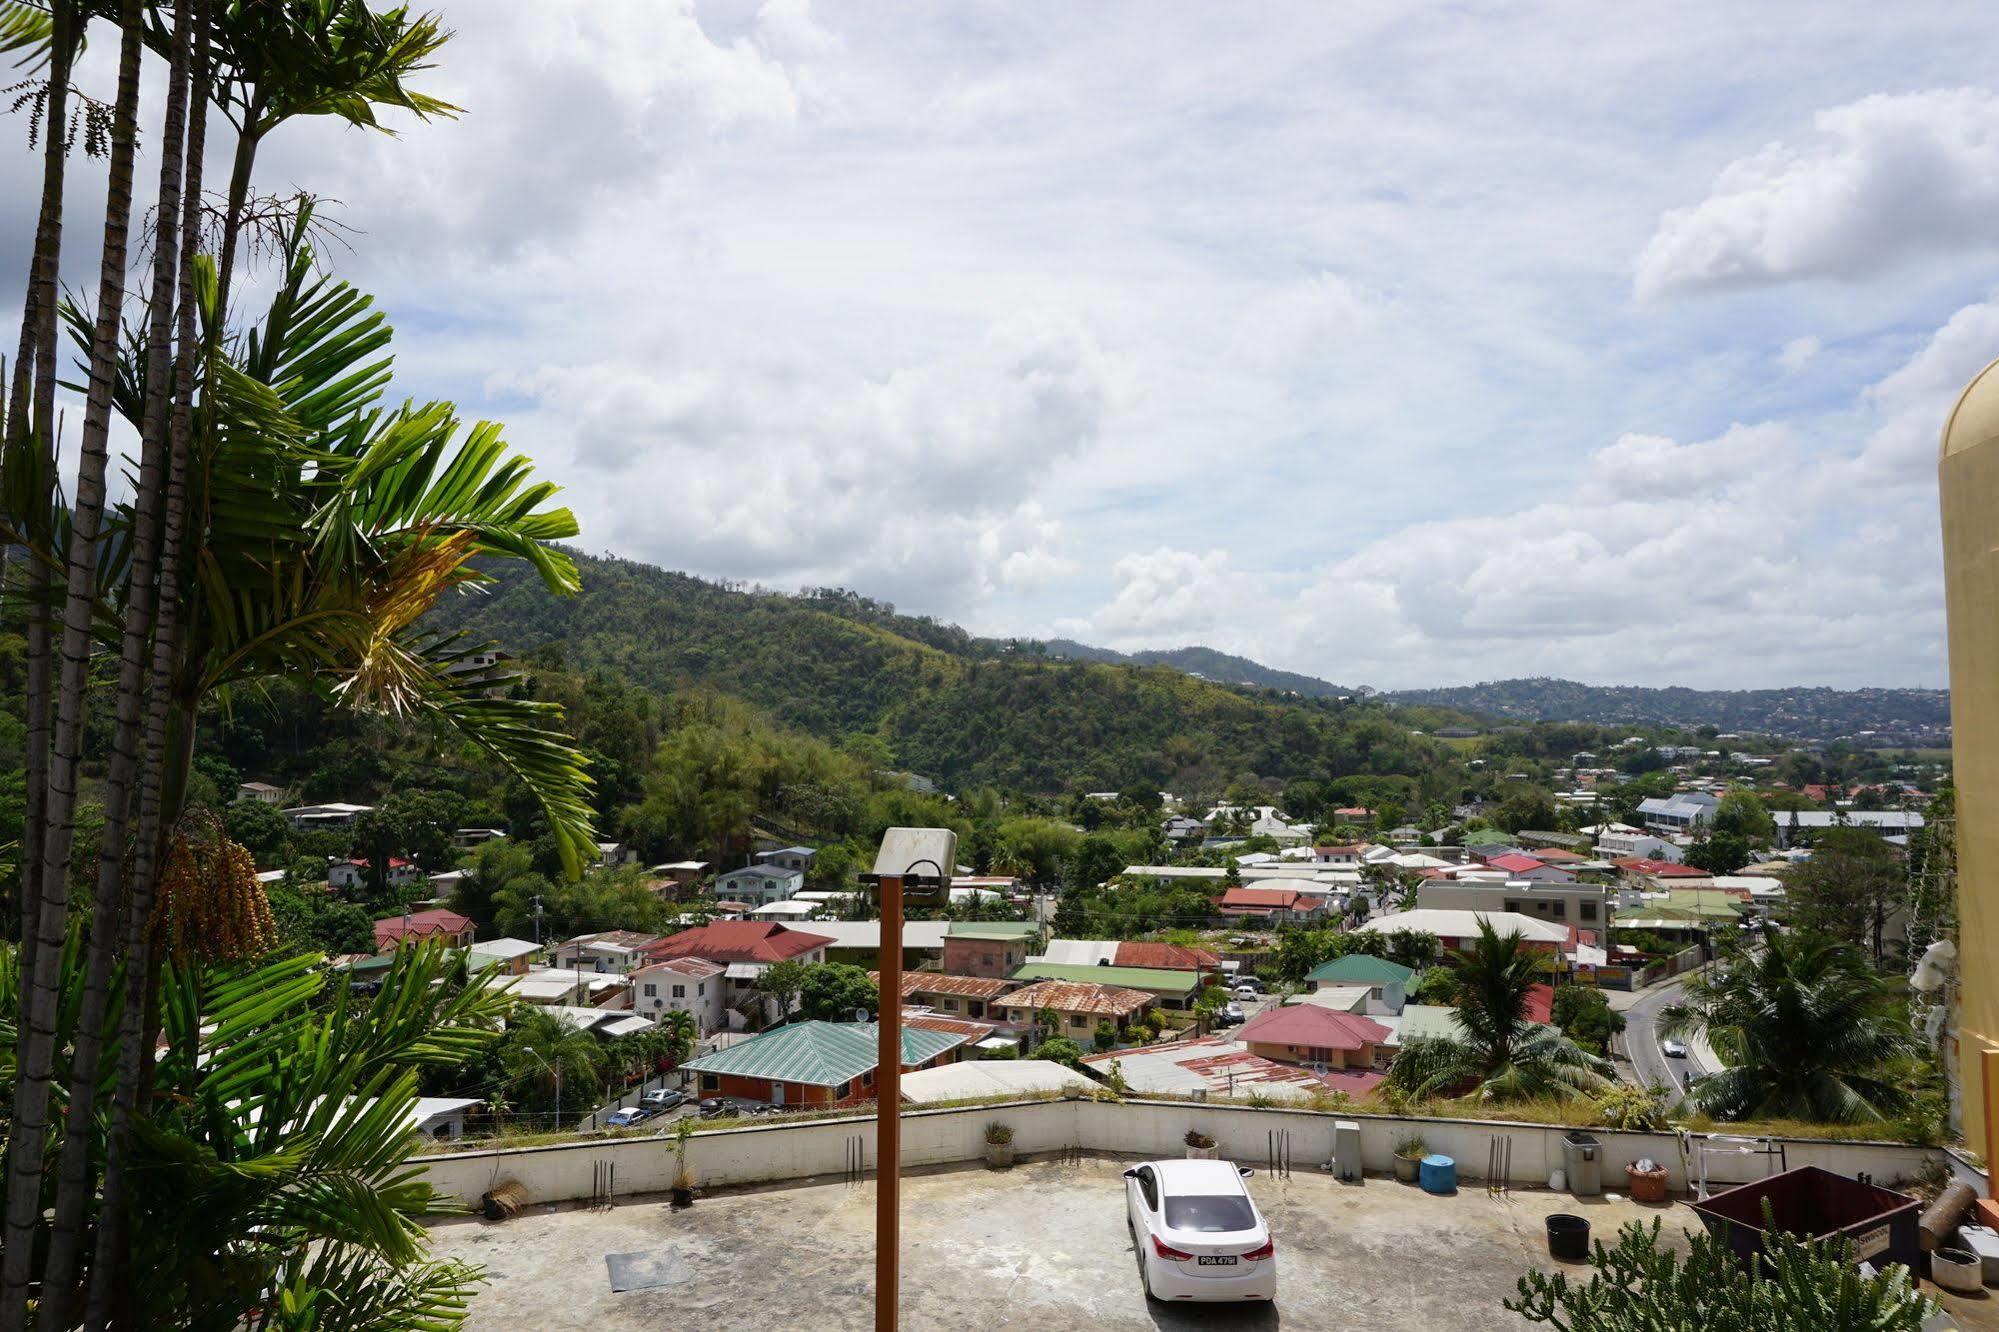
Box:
[875,873,903,1332]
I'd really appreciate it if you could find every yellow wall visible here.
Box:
[1939,360,1999,1154]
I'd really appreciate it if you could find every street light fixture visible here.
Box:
[858,829,956,1332]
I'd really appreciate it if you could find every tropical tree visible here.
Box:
[660,1009,698,1066]
[1660,926,1913,1123]
[755,957,809,1024]
[0,937,508,1329]
[1385,921,1612,1103]
[1784,829,1908,967]
[499,1007,606,1121]
[796,962,878,1022]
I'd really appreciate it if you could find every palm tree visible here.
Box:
[501,1008,606,1123]
[1661,925,1913,1123]
[661,1010,698,1066]
[1386,921,1612,1104]
[0,937,509,1329]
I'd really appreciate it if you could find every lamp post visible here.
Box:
[862,831,954,1332]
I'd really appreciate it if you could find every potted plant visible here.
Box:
[669,1116,697,1208]
[984,1122,1015,1169]
[1625,1159,1669,1204]
[1393,1134,1428,1184]
[1184,1128,1217,1160]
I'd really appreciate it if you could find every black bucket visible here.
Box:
[1547,1213,1591,1262]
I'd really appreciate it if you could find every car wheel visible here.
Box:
[1128,1218,1153,1300]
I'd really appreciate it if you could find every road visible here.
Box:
[1619,973,1714,1096]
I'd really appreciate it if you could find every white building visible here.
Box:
[714,864,806,906]
[630,957,729,1034]
[283,802,372,830]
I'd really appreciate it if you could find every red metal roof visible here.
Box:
[872,971,1014,1000]
[997,979,1153,1018]
[1114,941,1221,971]
[1238,1004,1390,1051]
[638,920,834,964]
[1485,853,1551,874]
[372,908,470,947]
[1219,887,1304,909]
[1529,848,1586,863]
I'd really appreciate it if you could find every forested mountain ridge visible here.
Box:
[1383,677,1951,745]
[428,552,1472,795]
[1041,640,1352,698]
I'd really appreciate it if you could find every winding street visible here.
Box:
[1619,972,1716,1097]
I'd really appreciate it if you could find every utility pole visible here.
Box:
[533,893,544,947]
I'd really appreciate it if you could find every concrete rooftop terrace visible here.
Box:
[433,1155,1729,1331]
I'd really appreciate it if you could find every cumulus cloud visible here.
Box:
[1635,88,1999,299]
[498,312,1109,607]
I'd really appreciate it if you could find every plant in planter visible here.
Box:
[1394,1134,1428,1184]
[670,1116,698,1207]
[984,1122,1016,1169]
[1184,1128,1218,1160]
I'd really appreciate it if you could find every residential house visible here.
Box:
[754,846,818,875]
[1635,792,1718,833]
[1459,828,1519,851]
[1111,941,1222,973]
[235,781,287,805]
[372,908,473,952]
[874,971,1016,1022]
[1310,843,1367,868]
[714,864,806,907]
[1613,858,1713,891]
[806,919,951,971]
[551,930,662,975]
[995,979,1155,1043]
[1768,809,1925,849]
[499,969,627,1007]
[328,857,423,892]
[631,957,729,1034]
[1217,886,1329,924]
[636,921,833,1025]
[1593,830,1683,863]
[1479,852,1576,882]
[899,1058,1094,1103]
[283,802,372,830]
[1238,1005,1392,1073]
[649,860,710,888]
[453,827,508,849]
[1517,830,1590,852]
[1161,815,1210,846]
[1080,1037,1332,1102]
[1417,878,1614,931]
[1353,908,1569,957]
[679,1020,967,1109]
[941,929,1035,978]
[595,841,637,868]
[1303,954,1413,1015]
[1009,961,1206,1010]
[466,937,538,977]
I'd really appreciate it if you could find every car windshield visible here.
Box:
[1163,1194,1258,1233]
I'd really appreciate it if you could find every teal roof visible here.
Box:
[680,1021,964,1088]
[1462,829,1519,846]
[1306,954,1415,986]
[1009,962,1203,994]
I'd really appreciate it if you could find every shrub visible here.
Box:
[1593,1083,1668,1132]
[1394,1134,1427,1159]
[1184,1128,1216,1149]
[984,1122,1014,1146]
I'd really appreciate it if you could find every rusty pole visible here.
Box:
[875,872,903,1332]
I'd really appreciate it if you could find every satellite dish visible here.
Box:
[855,1008,871,1024]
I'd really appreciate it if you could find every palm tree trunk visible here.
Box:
[0,9,145,1328]
[83,7,210,1320]
[213,110,262,324]
[11,0,74,1008]
[38,0,197,1318]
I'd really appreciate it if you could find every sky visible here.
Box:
[7,0,1999,690]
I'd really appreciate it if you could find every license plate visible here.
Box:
[1197,1256,1238,1266]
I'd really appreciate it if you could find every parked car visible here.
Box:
[1231,977,1266,994]
[605,1106,656,1128]
[640,1088,687,1111]
[1660,1039,1688,1058]
[1231,983,1261,1000]
[1123,1159,1276,1303]
[1220,1003,1246,1026]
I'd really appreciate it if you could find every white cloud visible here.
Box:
[1779,335,1822,371]
[1636,88,1999,299]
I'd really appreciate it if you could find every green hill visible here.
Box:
[1042,640,1351,698]
[429,552,1465,795]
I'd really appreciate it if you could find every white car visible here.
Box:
[1660,1039,1688,1058]
[1124,1158,1276,1304]
[1231,983,1262,999]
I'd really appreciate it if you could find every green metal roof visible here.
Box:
[1661,889,1749,919]
[1008,962,1203,993]
[1306,954,1415,985]
[949,921,1039,938]
[679,1021,963,1088]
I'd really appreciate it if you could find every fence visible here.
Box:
[412,1096,1942,1212]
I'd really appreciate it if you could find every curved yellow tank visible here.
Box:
[1939,358,1999,1155]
